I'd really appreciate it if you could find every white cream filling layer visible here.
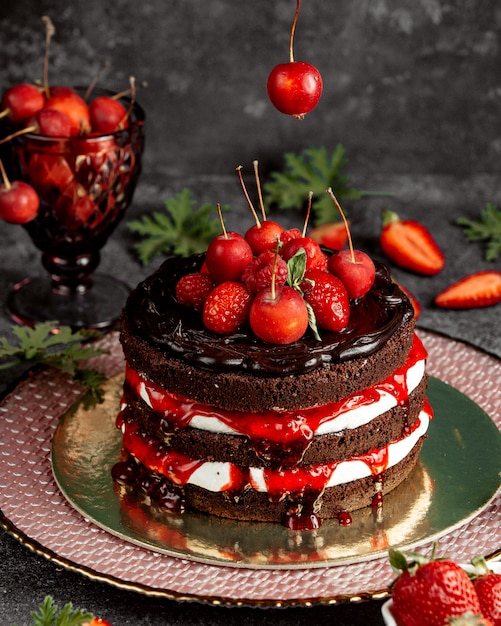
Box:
[134,357,426,438]
[185,409,430,494]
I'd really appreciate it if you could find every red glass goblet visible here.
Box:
[5,89,145,330]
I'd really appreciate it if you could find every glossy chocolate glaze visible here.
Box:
[124,254,413,377]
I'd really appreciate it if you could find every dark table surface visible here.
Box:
[0,170,500,625]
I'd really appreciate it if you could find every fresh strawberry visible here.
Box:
[241,250,288,294]
[397,282,422,320]
[471,556,501,625]
[446,613,493,625]
[308,221,348,250]
[380,210,445,276]
[202,281,252,334]
[175,272,214,312]
[435,271,501,309]
[302,269,350,332]
[389,545,482,626]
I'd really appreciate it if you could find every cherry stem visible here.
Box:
[0,109,10,120]
[0,159,11,190]
[236,165,261,228]
[84,60,110,101]
[289,0,301,63]
[326,187,355,263]
[253,160,267,221]
[216,203,228,239]
[41,16,55,98]
[270,245,280,301]
[302,191,313,236]
[0,125,37,145]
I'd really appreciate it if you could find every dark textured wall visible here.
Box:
[1,0,501,181]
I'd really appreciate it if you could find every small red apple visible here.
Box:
[250,285,309,344]
[328,249,376,300]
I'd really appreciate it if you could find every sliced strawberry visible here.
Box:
[435,271,501,309]
[308,221,348,250]
[380,210,445,276]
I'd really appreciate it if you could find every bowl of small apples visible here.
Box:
[0,81,145,330]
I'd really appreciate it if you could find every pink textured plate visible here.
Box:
[1,330,500,607]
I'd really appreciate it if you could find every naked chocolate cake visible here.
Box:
[112,218,432,530]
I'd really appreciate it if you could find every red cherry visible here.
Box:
[45,91,91,135]
[205,231,253,284]
[302,269,350,332]
[281,236,328,271]
[267,61,323,118]
[245,220,284,255]
[0,180,39,224]
[250,284,309,344]
[0,83,45,123]
[89,95,129,134]
[328,249,376,300]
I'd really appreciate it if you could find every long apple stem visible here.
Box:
[216,203,228,239]
[41,16,55,98]
[237,165,261,227]
[289,0,301,63]
[326,187,355,263]
[253,160,267,221]
[302,191,313,236]
[0,159,11,189]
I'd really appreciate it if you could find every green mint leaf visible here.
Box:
[286,248,308,289]
[264,145,388,226]
[127,188,228,265]
[457,202,501,261]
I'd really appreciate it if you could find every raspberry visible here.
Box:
[175,272,214,312]
[241,251,288,294]
[279,227,302,245]
[203,281,252,334]
[302,269,350,332]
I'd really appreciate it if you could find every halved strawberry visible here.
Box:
[380,210,445,276]
[308,221,348,250]
[435,271,501,309]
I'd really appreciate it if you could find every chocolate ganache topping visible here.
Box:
[124,253,413,377]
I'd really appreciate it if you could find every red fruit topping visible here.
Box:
[89,95,129,134]
[245,219,284,255]
[434,271,501,309]
[267,61,323,119]
[380,209,445,276]
[471,556,501,626]
[309,221,349,251]
[203,282,252,335]
[241,250,288,294]
[84,619,113,626]
[0,180,39,224]
[175,272,214,312]
[280,227,302,245]
[302,269,350,332]
[281,236,328,271]
[0,83,44,123]
[389,546,482,626]
[328,249,376,300]
[32,107,72,136]
[45,91,91,135]
[205,231,253,284]
[250,285,309,344]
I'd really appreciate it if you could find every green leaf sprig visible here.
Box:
[286,248,321,341]
[0,322,108,405]
[16,594,94,626]
[127,188,228,265]
[457,202,501,261]
[263,145,388,225]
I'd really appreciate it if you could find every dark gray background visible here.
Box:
[0,1,500,624]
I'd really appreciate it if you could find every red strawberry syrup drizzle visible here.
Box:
[114,334,431,529]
